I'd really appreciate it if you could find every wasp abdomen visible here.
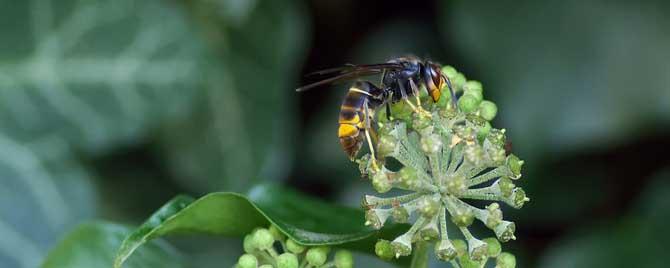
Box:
[338,81,378,160]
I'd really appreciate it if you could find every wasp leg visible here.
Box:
[364,100,380,171]
[407,79,432,118]
[385,102,392,120]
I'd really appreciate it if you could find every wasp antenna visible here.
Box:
[442,74,458,107]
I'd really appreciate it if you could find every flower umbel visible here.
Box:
[361,66,529,266]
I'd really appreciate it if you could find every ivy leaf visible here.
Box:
[0,0,203,267]
[42,221,182,268]
[113,183,408,268]
[1,0,307,267]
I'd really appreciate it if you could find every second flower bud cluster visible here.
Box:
[236,225,353,268]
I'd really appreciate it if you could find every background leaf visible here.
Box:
[0,0,202,267]
[0,0,307,266]
[42,221,183,268]
[114,183,408,268]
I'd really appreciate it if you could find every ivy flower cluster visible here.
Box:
[236,225,353,268]
[359,66,528,267]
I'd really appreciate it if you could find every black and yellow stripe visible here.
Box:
[337,81,378,160]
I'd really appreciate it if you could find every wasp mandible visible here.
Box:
[296,56,456,168]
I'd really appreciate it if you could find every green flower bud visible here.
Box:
[269,225,285,241]
[418,197,441,219]
[467,238,488,261]
[237,254,258,268]
[398,167,418,188]
[334,250,354,268]
[485,203,503,229]
[496,252,516,268]
[451,208,475,227]
[483,237,502,257]
[458,254,484,268]
[458,94,479,113]
[436,87,452,109]
[365,209,384,229]
[391,235,412,258]
[497,177,515,198]
[439,106,458,119]
[259,265,273,268]
[286,238,305,254]
[466,114,487,127]
[494,221,516,242]
[451,239,468,257]
[418,221,439,241]
[371,171,392,193]
[390,101,413,122]
[508,188,529,209]
[479,100,498,121]
[442,66,457,79]
[446,175,467,195]
[435,239,458,261]
[464,89,483,103]
[454,125,477,142]
[464,80,483,93]
[506,154,524,179]
[420,133,442,154]
[251,228,274,250]
[277,253,299,268]
[477,121,492,142]
[487,128,507,147]
[464,144,485,166]
[357,154,371,178]
[375,240,395,261]
[487,146,507,166]
[377,134,397,156]
[412,112,432,130]
[243,234,254,253]
[392,206,410,223]
[453,72,467,90]
[306,247,330,266]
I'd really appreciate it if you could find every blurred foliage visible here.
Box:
[0,0,306,267]
[442,0,670,157]
[539,170,670,268]
[43,221,182,268]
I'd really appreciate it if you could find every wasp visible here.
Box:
[296,56,456,168]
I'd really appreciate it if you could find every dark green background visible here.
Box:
[0,0,668,267]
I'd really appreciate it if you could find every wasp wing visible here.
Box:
[305,63,403,77]
[296,69,382,92]
[296,62,403,92]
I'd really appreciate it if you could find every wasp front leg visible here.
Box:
[407,78,432,118]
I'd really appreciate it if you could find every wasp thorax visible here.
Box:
[360,66,526,267]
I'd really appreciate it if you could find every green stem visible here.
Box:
[466,166,509,187]
[409,241,430,268]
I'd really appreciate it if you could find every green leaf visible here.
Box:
[0,0,204,267]
[1,1,308,267]
[114,183,408,268]
[42,221,182,268]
